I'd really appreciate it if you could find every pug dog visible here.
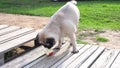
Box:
[34,0,80,54]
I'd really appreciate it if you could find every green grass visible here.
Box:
[77,39,89,44]
[78,1,120,30]
[0,0,120,30]
[96,36,109,42]
[0,0,64,16]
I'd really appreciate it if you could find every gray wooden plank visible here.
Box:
[56,45,92,68]
[50,44,85,68]
[1,46,45,68]
[90,48,120,68]
[25,42,71,68]
[67,45,98,68]
[0,25,8,30]
[110,52,120,68]
[103,49,119,68]
[0,28,34,44]
[0,30,40,55]
[24,42,70,68]
[0,26,20,36]
[0,54,4,66]
[79,46,105,68]
[24,55,46,68]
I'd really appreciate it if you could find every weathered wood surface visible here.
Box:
[24,42,71,68]
[0,54,4,66]
[90,49,119,68]
[0,25,40,66]
[66,46,99,68]
[54,45,92,68]
[111,52,120,68]
[0,25,8,30]
[1,46,45,68]
[0,28,34,44]
[2,44,120,68]
[0,26,20,36]
[79,46,105,68]
[50,44,84,68]
[0,30,39,55]
[24,45,120,68]
[0,25,120,68]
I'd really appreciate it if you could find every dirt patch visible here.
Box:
[0,13,50,29]
[78,30,120,49]
[0,13,120,49]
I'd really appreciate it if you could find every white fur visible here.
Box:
[38,1,80,52]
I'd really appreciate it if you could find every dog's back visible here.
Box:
[52,1,79,23]
[50,0,80,34]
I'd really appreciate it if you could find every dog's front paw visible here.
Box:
[71,49,79,54]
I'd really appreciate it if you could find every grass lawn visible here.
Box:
[0,0,120,30]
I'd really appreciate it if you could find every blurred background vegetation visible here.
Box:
[0,0,120,30]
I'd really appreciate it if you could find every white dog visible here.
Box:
[34,0,80,53]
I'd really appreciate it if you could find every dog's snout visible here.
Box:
[46,38,55,46]
[43,38,55,49]
[44,44,52,49]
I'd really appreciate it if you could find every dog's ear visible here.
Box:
[34,34,41,47]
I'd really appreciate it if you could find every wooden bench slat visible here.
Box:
[1,46,45,68]
[23,43,68,68]
[67,46,98,68]
[105,49,120,68]
[0,25,8,30]
[56,45,92,68]
[24,42,70,68]
[79,46,105,68]
[90,49,119,68]
[50,44,84,68]
[0,54,4,66]
[0,30,39,55]
[25,42,71,68]
[0,26,20,36]
[0,28,34,44]
[110,52,120,68]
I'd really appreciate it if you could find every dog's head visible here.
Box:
[43,37,55,49]
[34,34,55,49]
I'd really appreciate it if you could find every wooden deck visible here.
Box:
[23,44,120,68]
[0,25,120,68]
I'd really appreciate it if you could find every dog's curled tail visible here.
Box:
[71,0,77,5]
